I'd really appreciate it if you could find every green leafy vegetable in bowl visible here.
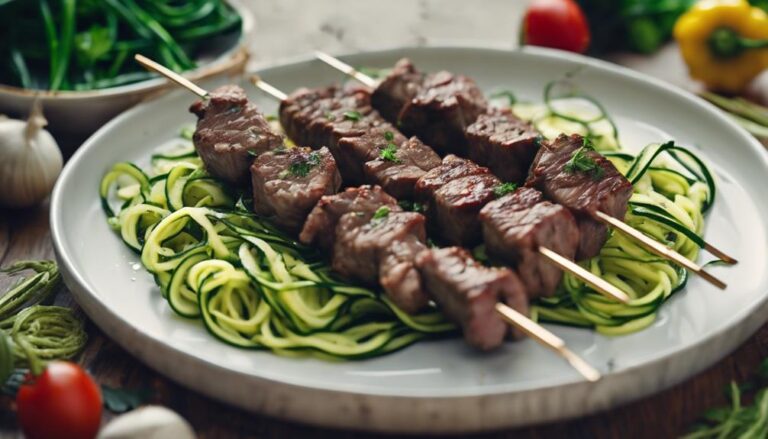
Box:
[0,0,242,91]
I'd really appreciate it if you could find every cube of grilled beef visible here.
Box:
[479,188,579,298]
[333,210,430,313]
[251,146,341,233]
[190,85,283,184]
[371,58,424,123]
[371,60,488,156]
[415,247,528,350]
[299,185,399,251]
[525,134,633,260]
[335,127,407,185]
[281,86,413,186]
[413,155,490,206]
[379,236,430,313]
[466,109,541,183]
[433,173,501,246]
[362,136,442,199]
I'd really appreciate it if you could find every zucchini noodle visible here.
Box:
[101,78,720,356]
[513,80,715,335]
[100,139,455,360]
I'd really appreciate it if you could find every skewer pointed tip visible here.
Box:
[133,54,208,98]
[593,211,729,290]
[494,303,600,382]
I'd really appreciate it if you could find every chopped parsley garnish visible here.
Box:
[372,206,390,220]
[343,111,362,121]
[563,139,605,180]
[473,245,488,263]
[380,143,399,162]
[493,182,518,198]
[384,131,394,141]
[285,152,321,178]
[398,200,425,213]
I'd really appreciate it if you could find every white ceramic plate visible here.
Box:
[51,47,768,434]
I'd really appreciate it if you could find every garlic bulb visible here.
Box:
[0,98,62,208]
[97,405,196,439]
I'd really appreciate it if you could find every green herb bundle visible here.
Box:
[0,0,241,91]
[685,359,768,438]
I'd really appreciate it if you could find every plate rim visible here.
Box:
[50,45,768,432]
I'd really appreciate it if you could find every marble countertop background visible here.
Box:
[244,0,524,64]
[240,0,693,90]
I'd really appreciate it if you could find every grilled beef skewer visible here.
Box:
[135,56,602,380]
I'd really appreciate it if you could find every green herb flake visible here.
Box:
[384,131,395,141]
[343,111,362,122]
[493,182,518,198]
[247,150,259,157]
[324,112,336,121]
[380,143,400,163]
[473,245,488,263]
[563,140,605,180]
[372,206,390,220]
[398,200,425,213]
[286,152,321,178]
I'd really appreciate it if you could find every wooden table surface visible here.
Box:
[1,44,767,438]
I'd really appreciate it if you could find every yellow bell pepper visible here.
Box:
[674,0,768,93]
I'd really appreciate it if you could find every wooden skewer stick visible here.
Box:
[251,75,287,100]
[250,74,629,304]
[313,51,735,285]
[593,211,726,289]
[314,51,378,88]
[134,54,209,98]
[495,303,601,382]
[539,247,629,303]
[250,75,602,382]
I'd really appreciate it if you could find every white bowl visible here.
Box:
[0,0,252,147]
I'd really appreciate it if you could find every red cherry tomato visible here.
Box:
[16,361,102,439]
[523,0,591,53]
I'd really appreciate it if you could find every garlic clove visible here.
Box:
[97,405,196,439]
[0,97,63,208]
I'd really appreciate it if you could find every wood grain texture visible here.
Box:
[0,202,767,439]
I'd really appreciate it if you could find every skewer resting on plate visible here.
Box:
[312,51,733,290]
[134,53,602,382]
